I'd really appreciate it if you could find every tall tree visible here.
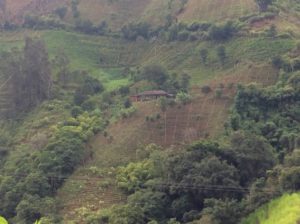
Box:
[22,37,52,110]
[3,38,52,117]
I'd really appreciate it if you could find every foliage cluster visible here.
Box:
[0,38,52,118]
[135,64,190,94]
[0,110,106,223]
[23,15,65,30]
[88,136,277,224]
[121,22,152,41]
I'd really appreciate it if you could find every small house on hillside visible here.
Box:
[130,90,173,102]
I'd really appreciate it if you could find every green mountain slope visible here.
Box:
[0,0,300,223]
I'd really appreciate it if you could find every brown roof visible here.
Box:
[131,90,174,98]
[138,90,168,96]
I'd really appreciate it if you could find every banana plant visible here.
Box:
[0,216,8,224]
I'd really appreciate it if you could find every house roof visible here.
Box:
[131,90,173,98]
[138,90,168,96]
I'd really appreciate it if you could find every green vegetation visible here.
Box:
[242,193,300,224]
[0,0,300,223]
[0,217,8,224]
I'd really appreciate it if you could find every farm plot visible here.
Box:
[177,0,256,23]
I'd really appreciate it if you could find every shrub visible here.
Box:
[140,64,169,86]
[75,19,99,34]
[121,22,151,41]
[177,31,189,41]
[23,14,65,30]
[119,86,130,96]
[116,160,156,193]
[176,92,192,105]
[201,85,212,94]
[208,21,238,41]
[159,97,167,112]
[124,98,132,108]
[71,106,83,118]
[81,98,96,111]
[119,107,137,119]
[271,55,283,69]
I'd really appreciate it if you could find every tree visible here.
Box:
[109,204,146,224]
[121,22,151,41]
[23,38,52,107]
[255,0,274,12]
[141,65,169,86]
[75,19,96,34]
[279,150,300,191]
[175,91,191,105]
[164,141,242,219]
[119,86,130,96]
[209,21,237,41]
[201,85,212,94]
[201,198,243,224]
[124,98,132,109]
[116,160,156,193]
[180,73,191,92]
[8,38,52,115]
[217,46,226,65]
[159,97,168,112]
[16,194,42,224]
[200,48,208,64]
[128,190,171,222]
[230,131,276,186]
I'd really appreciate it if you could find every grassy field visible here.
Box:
[241,193,300,224]
[0,29,295,89]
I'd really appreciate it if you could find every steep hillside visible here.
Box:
[0,0,255,28]
[0,0,271,30]
[57,61,279,222]
[4,0,67,23]
[0,0,300,223]
[178,0,256,23]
